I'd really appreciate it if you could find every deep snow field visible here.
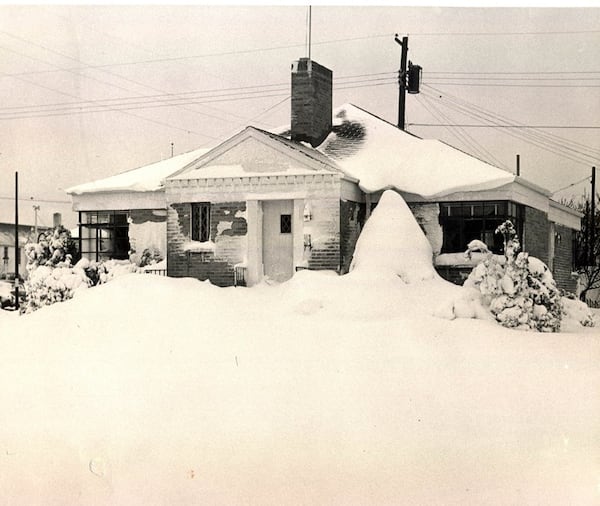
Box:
[1,192,599,505]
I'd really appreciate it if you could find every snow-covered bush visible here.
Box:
[562,297,596,328]
[137,247,163,268]
[464,220,563,332]
[24,225,77,270]
[22,227,140,314]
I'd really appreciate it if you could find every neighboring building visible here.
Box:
[0,223,34,277]
[66,57,582,292]
[0,202,71,278]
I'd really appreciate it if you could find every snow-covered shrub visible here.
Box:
[138,247,163,268]
[24,225,77,270]
[561,297,595,328]
[464,220,563,332]
[22,227,139,313]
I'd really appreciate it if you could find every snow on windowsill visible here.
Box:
[435,252,506,268]
[183,240,215,252]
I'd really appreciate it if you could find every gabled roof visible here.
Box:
[66,147,210,195]
[275,103,517,198]
[169,126,343,181]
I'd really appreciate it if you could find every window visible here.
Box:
[79,211,130,261]
[439,201,523,254]
[280,214,292,234]
[191,203,211,242]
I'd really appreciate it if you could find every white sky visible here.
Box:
[0,4,599,225]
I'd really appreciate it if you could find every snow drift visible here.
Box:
[350,190,438,283]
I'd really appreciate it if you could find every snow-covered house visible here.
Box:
[67,57,582,291]
[67,148,209,264]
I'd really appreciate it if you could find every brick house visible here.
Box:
[67,57,582,292]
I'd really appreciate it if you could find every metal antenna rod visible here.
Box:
[308,6,312,60]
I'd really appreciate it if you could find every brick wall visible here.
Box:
[339,200,366,273]
[435,266,472,285]
[408,203,442,256]
[128,209,167,260]
[523,206,549,264]
[552,224,577,293]
[167,201,247,286]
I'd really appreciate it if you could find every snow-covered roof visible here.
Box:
[66,147,210,195]
[318,104,516,198]
[275,104,517,198]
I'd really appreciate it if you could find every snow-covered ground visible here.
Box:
[1,191,599,505]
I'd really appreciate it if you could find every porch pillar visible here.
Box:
[246,200,262,286]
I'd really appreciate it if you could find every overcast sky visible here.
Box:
[1,4,599,227]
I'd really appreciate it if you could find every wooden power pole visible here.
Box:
[591,166,596,266]
[14,171,19,310]
[395,34,408,130]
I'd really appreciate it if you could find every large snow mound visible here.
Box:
[0,273,598,505]
[350,190,438,283]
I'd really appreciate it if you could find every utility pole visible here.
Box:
[516,154,520,177]
[591,166,596,266]
[394,34,409,130]
[170,142,174,158]
[33,204,40,238]
[14,171,19,310]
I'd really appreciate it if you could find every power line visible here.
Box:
[0,30,239,136]
[422,82,600,88]
[0,33,394,78]
[0,45,214,139]
[422,84,600,158]
[427,70,600,75]
[552,176,592,194]
[1,26,597,80]
[408,123,600,129]
[0,195,71,204]
[426,76,600,81]
[0,72,396,113]
[420,86,600,166]
[416,93,507,170]
[412,29,600,36]
[0,77,398,121]
[421,91,600,166]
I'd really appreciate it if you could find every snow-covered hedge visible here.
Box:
[22,227,139,314]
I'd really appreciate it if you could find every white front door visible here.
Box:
[262,200,294,282]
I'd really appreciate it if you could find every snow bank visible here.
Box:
[349,190,438,283]
[1,273,598,505]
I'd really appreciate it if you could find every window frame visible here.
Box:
[78,210,130,261]
[439,200,523,254]
[191,202,211,243]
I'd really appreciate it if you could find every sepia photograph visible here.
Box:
[0,3,599,504]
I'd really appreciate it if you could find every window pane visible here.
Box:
[201,204,210,242]
[464,219,484,244]
[471,204,484,217]
[280,214,292,234]
[191,203,210,242]
[484,203,497,216]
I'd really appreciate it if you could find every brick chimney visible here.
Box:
[291,58,332,147]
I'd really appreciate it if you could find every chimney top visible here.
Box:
[290,58,333,148]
